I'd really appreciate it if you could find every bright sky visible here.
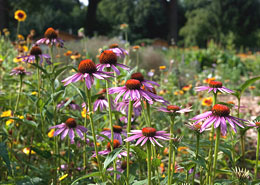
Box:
[79,0,89,6]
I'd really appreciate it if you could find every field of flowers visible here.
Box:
[1,10,260,185]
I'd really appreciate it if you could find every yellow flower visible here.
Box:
[70,53,81,60]
[59,174,68,181]
[13,57,22,63]
[48,129,55,138]
[182,84,192,91]
[31,91,38,96]
[120,23,128,30]
[202,97,213,106]
[22,148,36,155]
[177,146,189,154]
[14,10,27,22]
[174,91,179,95]
[17,115,24,119]
[179,90,184,95]
[1,110,12,117]
[132,45,140,51]
[81,108,89,119]
[64,50,72,56]
[6,119,14,126]
[159,66,166,70]
[249,86,256,90]
[17,34,24,40]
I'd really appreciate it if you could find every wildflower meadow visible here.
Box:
[1,3,260,185]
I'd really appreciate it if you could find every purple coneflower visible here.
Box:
[56,98,81,111]
[247,120,260,128]
[92,139,127,158]
[131,72,159,91]
[117,100,142,117]
[124,127,170,147]
[190,104,246,135]
[19,45,51,64]
[36,27,64,47]
[50,118,87,143]
[10,66,31,76]
[195,81,234,94]
[158,105,192,115]
[109,79,164,104]
[99,125,127,144]
[62,59,113,89]
[108,43,129,58]
[97,50,129,75]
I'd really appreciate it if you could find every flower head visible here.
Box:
[232,167,250,182]
[97,50,129,75]
[18,45,51,64]
[190,104,246,135]
[62,59,113,89]
[158,104,192,115]
[36,27,64,47]
[10,66,31,76]
[14,10,27,22]
[99,125,127,144]
[131,72,160,91]
[50,118,87,143]
[247,120,260,128]
[109,79,165,105]
[57,98,80,111]
[195,81,234,94]
[92,139,127,158]
[124,127,170,147]
[202,97,213,106]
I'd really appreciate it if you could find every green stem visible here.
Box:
[105,80,117,183]
[170,146,176,183]
[126,100,134,185]
[67,137,70,175]
[254,128,260,180]
[146,101,151,127]
[136,51,139,71]
[14,75,23,115]
[83,85,88,169]
[86,88,104,181]
[147,142,152,185]
[206,93,217,184]
[192,134,200,185]
[237,98,245,166]
[168,116,175,185]
[212,127,220,184]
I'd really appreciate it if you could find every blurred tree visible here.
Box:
[8,0,86,37]
[85,0,102,36]
[0,0,9,30]
[180,0,260,47]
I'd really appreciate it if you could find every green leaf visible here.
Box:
[70,83,86,101]
[0,142,12,175]
[152,158,161,168]
[236,76,260,97]
[54,65,74,79]
[131,146,147,160]
[31,63,48,74]
[103,147,123,169]
[71,172,101,185]
[31,147,52,159]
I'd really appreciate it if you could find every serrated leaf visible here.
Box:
[71,172,101,185]
[103,147,123,169]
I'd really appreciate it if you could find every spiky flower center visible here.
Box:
[99,50,117,65]
[14,66,25,73]
[212,104,230,117]
[209,81,223,88]
[194,123,202,129]
[18,12,24,18]
[30,46,42,56]
[113,125,122,133]
[109,43,119,48]
[255,122,260,126]
[65,118,77,128]
[125,79,141,90]
[121,161,127,169]
[167,105,180,112]
[98,95,105,100]
[78,59,97,74]
[131,72,144,82]
[107,139,120,150]
[44,27,58,39]
[98,89,106,94]
[142,127,157,137]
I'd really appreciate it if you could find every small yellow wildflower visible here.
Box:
[249,86,256,90]
[14,10,27,22]
[159,66,166,70]
[59,174,68,181]
[13,57,22,63]
[48,129,55,138]
[6,119,14,126]
[81,108,89,119]
[177,146,189,154]
[64,50,72,56]
[1,110,12,117]
[203,77,216,84]
[120,23,128,30]
[31,91,38,96]
[17,34,24,40]
[23,148,36,155]
[202,97,213,106]
[182,84,192,91]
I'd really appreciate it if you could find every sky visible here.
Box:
[79,0,89,6]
